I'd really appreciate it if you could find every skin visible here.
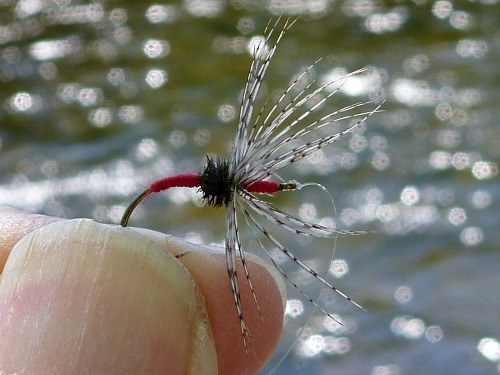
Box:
[0,207,285,374]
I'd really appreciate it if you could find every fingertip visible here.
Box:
[220,258,285,374]
[138,234,284,374]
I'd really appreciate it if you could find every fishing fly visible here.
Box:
[121,18,381,352]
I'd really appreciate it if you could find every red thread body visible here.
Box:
[149,173,201,193]
[246,180,279,194]
[148,173,279,195]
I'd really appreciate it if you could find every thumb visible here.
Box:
[0,219,216,374]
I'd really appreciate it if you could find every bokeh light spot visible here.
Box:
[450,11,472,30]
[478,338,500,362]
[394,285,413,304]
[300,334,325,357]
[145,4,177,24]
[448,207,466,225]
[472,161,497,180]
[323,336,351,355]
[403,54,430,75]
[169,130,187,148]
[285,299,304,318]
[426,325,443,343]
[371,152,390,170]
[364,7,409,34]
[217,104,236,123]
[429,150,452,170]
[108,68,126,86]
[89,107,112,128]
[184,0,224,18]
[135,138,159,161]
[268,0,330,16]
[329,259,349,278]
[143,39,170,59]
[400,186,419,206]
[109,8,127,25]
[391,315,425,339]
[435,104,453,121]
[77,88,102,107]
[118,105,143,124]
[145,69,168,89]
[15,0,43,19]
[38,62,58,80]
[29,38,80,61]
[298,203,317,222]
[459,226,483,246]
[9,92,33,112]
[469,190,492,209]
[194,129,211,146]
[452,152,470,170]
[432,1,453,19]
[456,39,488,58]
[237,17,255,34]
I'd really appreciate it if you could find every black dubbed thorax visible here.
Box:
[199,156,235,208]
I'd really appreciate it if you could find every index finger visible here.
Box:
[133,229,286,375]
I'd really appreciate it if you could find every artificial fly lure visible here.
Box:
[121,18,382,352]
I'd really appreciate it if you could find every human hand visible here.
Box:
[0,207,285,374]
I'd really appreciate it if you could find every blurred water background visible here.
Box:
[1,0,499,374]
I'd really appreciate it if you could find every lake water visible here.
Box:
[1,1,499,374]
